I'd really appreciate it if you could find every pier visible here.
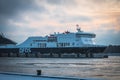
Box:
[0,72,103,80]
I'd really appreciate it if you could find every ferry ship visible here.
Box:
[0,25,106,58]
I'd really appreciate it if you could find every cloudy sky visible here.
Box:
[0,0,120,45]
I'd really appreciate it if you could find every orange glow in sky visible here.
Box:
[0,0,120,45]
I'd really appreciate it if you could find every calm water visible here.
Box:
[0,56,120,80]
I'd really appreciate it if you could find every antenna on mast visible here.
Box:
[76,24,81,32]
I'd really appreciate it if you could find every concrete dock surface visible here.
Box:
[0,72,103,80]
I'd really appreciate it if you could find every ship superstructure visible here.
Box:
[18,26,96,48]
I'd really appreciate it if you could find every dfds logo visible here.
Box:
[19,48,31,53]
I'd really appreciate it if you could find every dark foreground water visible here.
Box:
[0,56,120,80]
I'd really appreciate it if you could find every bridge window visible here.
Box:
[47,37,57,42]
[57,43,70,47]
[38,43,46,48]
[33,40,46,42]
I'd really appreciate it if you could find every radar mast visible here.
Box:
[76,24,81,32]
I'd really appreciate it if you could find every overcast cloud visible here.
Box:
[0,0,120,45]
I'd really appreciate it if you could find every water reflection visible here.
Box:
[0,56,120,80]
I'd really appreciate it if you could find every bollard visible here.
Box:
[37,70,41,75]
[103,55,108,58]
